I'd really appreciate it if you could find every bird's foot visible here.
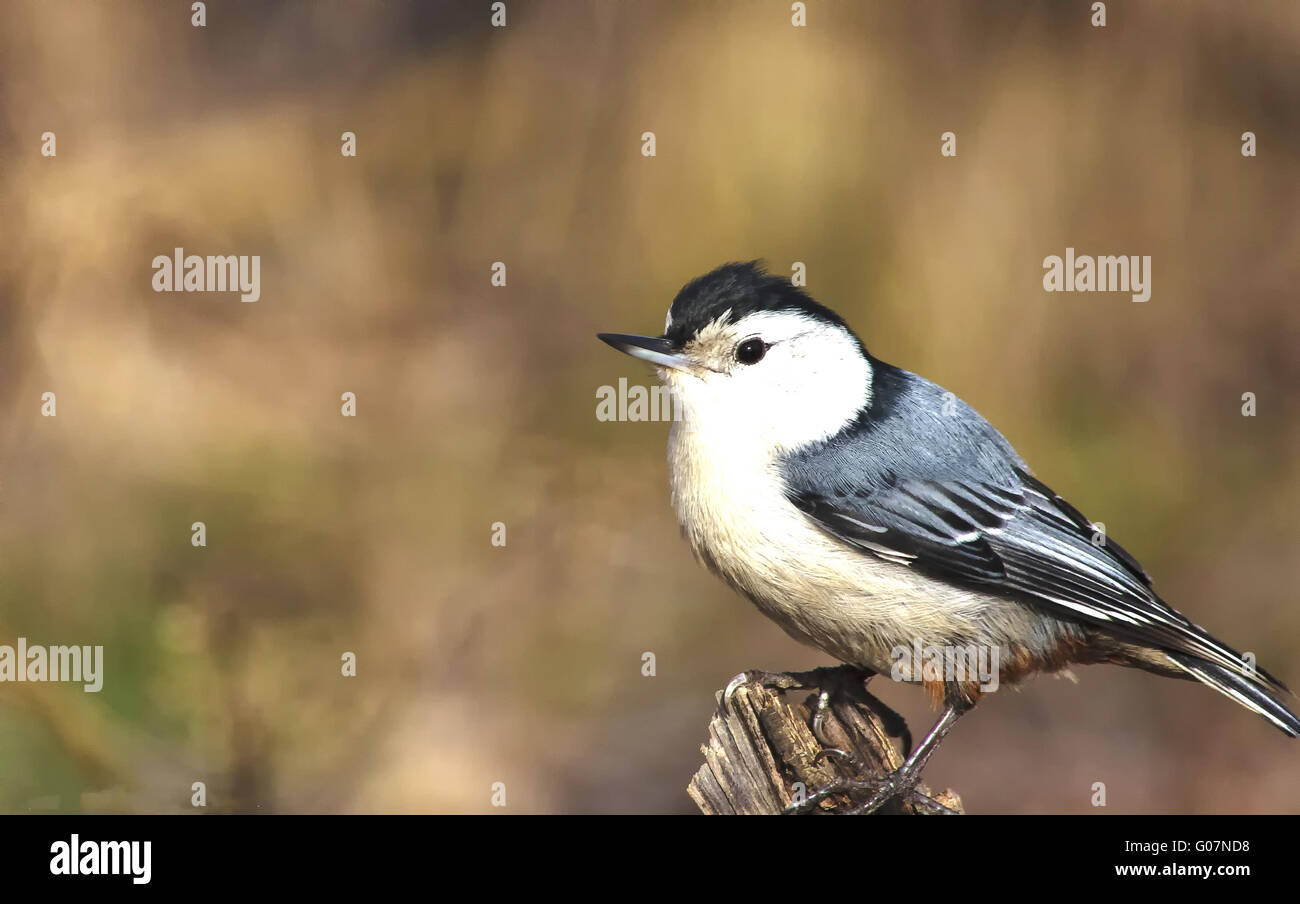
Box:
[723,665,907,752]
[840,764,941,815]
[722,667,840,709]
[787,765,958,816]
[790,702,969,815]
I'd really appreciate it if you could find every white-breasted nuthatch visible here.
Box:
[599,261,1297,813]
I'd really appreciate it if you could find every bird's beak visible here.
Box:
[597,333,693,372]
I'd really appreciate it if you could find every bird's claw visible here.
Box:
[722,668,818,712]
[811,689,839,747]
[811,747,854,767]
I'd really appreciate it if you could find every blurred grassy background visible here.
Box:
[0,0,1297,813]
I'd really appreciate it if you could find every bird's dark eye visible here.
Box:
[735,338,767,365]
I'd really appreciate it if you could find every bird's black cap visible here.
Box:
[664,261,853,348]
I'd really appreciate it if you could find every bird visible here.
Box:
[597,260,1299,813]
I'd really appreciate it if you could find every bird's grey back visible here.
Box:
[780,359,1027,497]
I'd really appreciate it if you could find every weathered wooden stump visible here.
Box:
[688,671,963,815]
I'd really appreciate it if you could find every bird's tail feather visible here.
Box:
[1165,651,1300,737]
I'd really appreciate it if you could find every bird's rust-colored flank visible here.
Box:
[927,634,1150,710]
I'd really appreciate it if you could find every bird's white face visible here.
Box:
[657,309,873,458]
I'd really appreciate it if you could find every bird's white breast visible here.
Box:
[667,413,1017,672]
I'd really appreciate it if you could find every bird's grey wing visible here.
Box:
[787,471,1276,687]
